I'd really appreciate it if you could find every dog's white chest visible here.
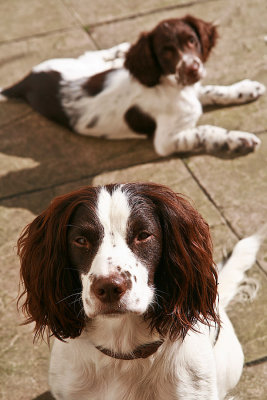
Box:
[175,85,202,129]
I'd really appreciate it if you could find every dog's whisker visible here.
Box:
[56,291,82,304]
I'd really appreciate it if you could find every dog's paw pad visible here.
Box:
[233,133,261,154]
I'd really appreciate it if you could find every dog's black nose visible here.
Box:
[91,274,129,303]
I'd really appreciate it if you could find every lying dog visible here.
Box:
[1,15,265,158]
[18,183,260,399]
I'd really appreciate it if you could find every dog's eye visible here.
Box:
[74,236,90,248]
[188,36,196,45]
[135,231,152,242]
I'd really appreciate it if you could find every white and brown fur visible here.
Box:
[1,15,265,158]
[18,183,261,399]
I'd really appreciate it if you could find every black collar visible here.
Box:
[96,340,164,360]
[96,323,220,360]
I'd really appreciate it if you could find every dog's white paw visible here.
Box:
[103,42,130,62]
[232,79,266,103]
[226,130,261,155]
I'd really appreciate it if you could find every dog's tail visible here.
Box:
[218,232,263,309]
[0,88,8,102]
[0,78,28,101]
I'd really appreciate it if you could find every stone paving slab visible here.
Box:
[0,0,78,42]
[232,362,267,400]
[233,363,267,400]
[63,0,195,26]
[89,0,267,48]
[185,132,267,272]
[0,204,49,400]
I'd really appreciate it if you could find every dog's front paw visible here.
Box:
[232,79,266,103]
[103,42,130,62]
[224,131,261,156]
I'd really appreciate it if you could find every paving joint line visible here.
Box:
[0,26,85,46]
[182,159,267,277]
[245,355,267,367]
[182,159,240,235]
[59,0,100,49]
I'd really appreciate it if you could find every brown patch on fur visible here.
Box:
[2,71,70,127]
[87,115,99,128]
[125,33,162,87]
[83,69,113,96]
[124,105,156,137]
[17,187,101,341]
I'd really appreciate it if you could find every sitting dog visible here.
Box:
[18,183,260,399]
[1,15,265,158]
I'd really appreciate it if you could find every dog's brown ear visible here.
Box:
[125,32,162,87]
[139,183,219,340]
[17,187,97,341]
[183,15,218,61]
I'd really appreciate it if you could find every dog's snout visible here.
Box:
[190,59,200,71]
[176,55,203,85]
[182,57,200,74]
[91,274,129,303]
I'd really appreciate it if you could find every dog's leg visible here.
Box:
[154,125,261,157]
[101,42,131,62]
[78,42,130,72]
[79,43,130,63]
[198,79,265,106]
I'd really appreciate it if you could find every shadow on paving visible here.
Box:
[0,105,157,214]
[0,101,260,215]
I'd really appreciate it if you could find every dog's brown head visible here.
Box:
[17,183,219,342]
[125,15,218,87]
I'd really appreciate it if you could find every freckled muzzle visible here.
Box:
[176,54,205,85]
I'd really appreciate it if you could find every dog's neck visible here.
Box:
[86,313,161,355]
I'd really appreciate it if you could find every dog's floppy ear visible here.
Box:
[125,32,162,87]
[17,187,97,341]
[141,183,219,340]
[183,14,218,61]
